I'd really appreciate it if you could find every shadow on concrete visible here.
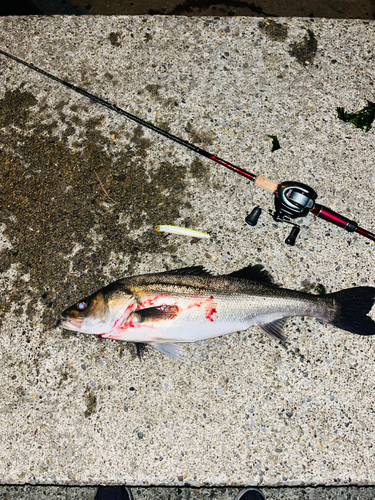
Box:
[1,0,375,18]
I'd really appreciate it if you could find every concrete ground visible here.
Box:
[0,12,375,499]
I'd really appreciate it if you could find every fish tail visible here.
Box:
[328,287,375,335]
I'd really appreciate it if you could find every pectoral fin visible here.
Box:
[149,343,186,361]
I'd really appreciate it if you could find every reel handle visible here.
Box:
[245,206,262,226]
[285,226,300,246]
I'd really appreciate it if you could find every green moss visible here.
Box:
[336,101,375,132]
[267,134,280,152]
[314,284,326,295]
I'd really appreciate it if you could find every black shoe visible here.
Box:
[94,486,132,500]
[235,487,265,500]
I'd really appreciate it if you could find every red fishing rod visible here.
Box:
[1,47,374,246]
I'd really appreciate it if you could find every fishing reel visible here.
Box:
[246,181,318,246]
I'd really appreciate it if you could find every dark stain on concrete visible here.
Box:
[300,279,315,293]
[145,84,160,97]
[189,158,209,183]
[185,122,215,146]
[0,88,199,332]
[108,32,122,47]
[58,371,70,387]
[288,29,318,66]
[127,125,152,158]
[144,84,176,111]
[144,84,216,146]
[155,120,171,133]
[0,89,37,128]
[84,389,97,418]
[258,19,288,42]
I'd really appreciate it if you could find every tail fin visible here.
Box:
[329,287,375,336]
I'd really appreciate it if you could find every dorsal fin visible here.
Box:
[162,264,277,284]
[162,266,212,277]
[226,264,276,285]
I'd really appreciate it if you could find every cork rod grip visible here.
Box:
[254,175,278,194]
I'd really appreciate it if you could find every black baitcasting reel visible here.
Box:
[245,180,370,246]
[246,182,317,246]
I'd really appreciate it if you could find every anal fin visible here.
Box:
[258,319,288,342]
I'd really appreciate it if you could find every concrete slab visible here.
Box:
[0,15,374,487]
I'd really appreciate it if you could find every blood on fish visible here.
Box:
[187,301,202,309]
[186,294,217,321]
[205,296,217,322]
[138,294,166,309]
[125,318,136,328]
[206,306,217,322]
[97,300,137,338]
[107,301,136,334]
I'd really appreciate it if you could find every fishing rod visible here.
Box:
[1,47,374,246]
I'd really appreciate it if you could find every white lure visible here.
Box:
[155,225,211,239]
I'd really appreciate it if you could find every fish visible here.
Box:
[60,264,375,360]
[155,225,211,239]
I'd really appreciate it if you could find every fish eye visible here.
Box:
[77,301,88,311]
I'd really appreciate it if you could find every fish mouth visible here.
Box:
[60,316,83,330]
